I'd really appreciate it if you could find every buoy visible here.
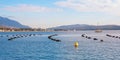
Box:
[100,40,103,42]
[112,36,115,38]
[93,38,98,40]
[116,36,118,38]
[87,37,91,39]
[81,34,85,37]
[74,42,79,48]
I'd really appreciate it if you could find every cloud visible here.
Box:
[55,0,120,16]
[3,4,63,12]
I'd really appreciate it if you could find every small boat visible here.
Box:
[95,29,102,33]
[95,22,102,33]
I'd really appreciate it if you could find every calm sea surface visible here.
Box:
[0,30,120,60]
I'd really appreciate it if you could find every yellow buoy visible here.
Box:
[74,41,79,48]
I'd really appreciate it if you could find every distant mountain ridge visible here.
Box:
[0,16,30,28]
[49,24,120,30]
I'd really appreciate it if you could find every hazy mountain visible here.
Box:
[49,24,120,30]
[0,16,30,28]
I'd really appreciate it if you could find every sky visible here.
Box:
[0,0,120,28]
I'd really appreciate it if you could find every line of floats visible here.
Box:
[0,34,62,42]
[48,34,61,42]
[0,33,120,42]
[106,34,120,39]
[0,34,42,41]
[81,34,104,42]
[1,33,120,48]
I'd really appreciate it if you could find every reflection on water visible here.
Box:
[0,30,120,60]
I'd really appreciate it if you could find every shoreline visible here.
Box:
[0,30,120,33]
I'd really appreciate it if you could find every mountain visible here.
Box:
[0,16,30,28]
[48,24,120,30]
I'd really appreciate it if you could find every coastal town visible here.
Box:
[0,26,46,32]
[0,26,75,32]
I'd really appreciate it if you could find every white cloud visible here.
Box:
[3,4,63,12]
[55,0,120,16]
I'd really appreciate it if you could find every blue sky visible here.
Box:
[0,0,120,28]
